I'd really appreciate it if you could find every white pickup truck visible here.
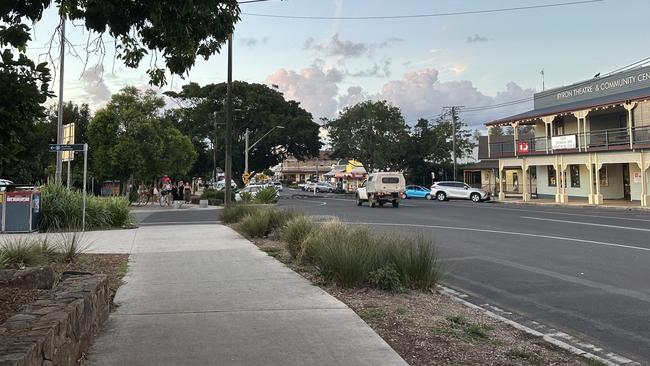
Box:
[356,172,406,208]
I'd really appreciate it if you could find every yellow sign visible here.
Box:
[242,172,251,185]
[62,123,75,162]
[345,159,364,173]
[0,192,3,203]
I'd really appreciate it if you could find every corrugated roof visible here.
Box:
[486,89,650,126]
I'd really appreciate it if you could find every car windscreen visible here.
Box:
[381,177,400,184]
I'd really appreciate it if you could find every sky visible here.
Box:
[23,0,650,130]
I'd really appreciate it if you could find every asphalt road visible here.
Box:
[277,193,650,364]
[133,195,650,363]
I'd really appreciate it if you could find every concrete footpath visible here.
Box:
[84,224,407,366]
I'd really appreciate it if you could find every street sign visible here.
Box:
[242,172,251,185]
[48,144,86,152]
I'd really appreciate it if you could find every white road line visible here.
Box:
[343,221,650,253]
[522,216,650,232]
[436,202,650,222]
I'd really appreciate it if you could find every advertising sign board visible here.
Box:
[551,135,577,150]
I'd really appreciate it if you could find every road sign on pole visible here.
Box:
[48,144,86,152]
[49,143,89,231]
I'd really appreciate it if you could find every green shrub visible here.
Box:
[238,209,273,238]
[236,207,295,238]
[239,192,253,203]
[40,183,132,231]
[280,216,316,258]
[368,263,404,292]
[374,233,441,290]
[305,222,374,287]
[255,187,278,204]
[220,205,257,224]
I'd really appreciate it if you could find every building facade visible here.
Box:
[486,66,650,206]
[275,151,337,183]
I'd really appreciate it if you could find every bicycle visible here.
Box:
[159,191,172,207]
[136,191,151,206]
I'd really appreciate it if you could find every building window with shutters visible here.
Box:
[570,165,580,188]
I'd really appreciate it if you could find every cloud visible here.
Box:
[346,60,391,78]
[266,67,343,119]
[240,37,269,47]
[266,66,534,129]
[467,34,489,43]
[304,33,403,59]
[80,64,112,107]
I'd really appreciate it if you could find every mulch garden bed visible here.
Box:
[0,254,128,324]
[252,237,598,366]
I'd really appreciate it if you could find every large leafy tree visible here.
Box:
[326,100,410,172]
[87,87,196,182]
[2,0,240,86]
[166,82,322,181]
[405,111,476,184]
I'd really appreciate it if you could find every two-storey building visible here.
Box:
[486,66,650,207]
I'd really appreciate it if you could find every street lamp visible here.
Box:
[244,126,284,174]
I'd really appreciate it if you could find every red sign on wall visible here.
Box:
[517,141,530,154]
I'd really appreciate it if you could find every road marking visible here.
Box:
[522,216,650,232]
[435,202,650,222]
[343,221,650,253]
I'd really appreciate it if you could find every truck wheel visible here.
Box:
[370,195,376,208]
[356,195,362,206]
[392,200,399,208]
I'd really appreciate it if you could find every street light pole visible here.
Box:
[213,112,218,182]
[244,126,284,176]
[224,33,233,207]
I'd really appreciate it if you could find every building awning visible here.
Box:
[486,89,650,127]
[462,160,499,171]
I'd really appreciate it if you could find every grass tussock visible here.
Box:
[229,205,441,291]
[254,187,278,204]
[280,215,317,259]
[0,233,90,269]
[40,183,133,231]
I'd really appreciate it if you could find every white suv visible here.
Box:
[431,181,490,203]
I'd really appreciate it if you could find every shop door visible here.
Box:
[622,163,631,200]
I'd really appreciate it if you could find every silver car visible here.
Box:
[430,181,490,203]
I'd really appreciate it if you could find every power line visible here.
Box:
[242,0,603,20]
[459,56,650,112]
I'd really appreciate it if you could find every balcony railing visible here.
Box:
[488,125,650,158]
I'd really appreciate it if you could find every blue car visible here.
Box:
[403,185,433,200]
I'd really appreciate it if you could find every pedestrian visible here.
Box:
[184,183,191,203]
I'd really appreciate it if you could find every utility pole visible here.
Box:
[224,34,233,207]
[451,106,458,181]
[244,129,249,173]
[213,112,217,182]
[55,14,65,185]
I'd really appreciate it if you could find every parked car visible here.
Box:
[403,185,433,200]
[235,186,261,202]
[430,181,490,203]
[356,172,405,208]
[210,180,237,191]
[272,181,284,192]
[0,179,13,192]
[304,182,335,193]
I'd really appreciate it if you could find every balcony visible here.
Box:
[488,125,650,158]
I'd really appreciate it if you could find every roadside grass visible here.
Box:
[445,315,492,340]
[255,187,279,204]
[505,349,544,366]
[280,215,317,258]
[230,205,442,292]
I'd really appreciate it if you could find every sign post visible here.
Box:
[49,143,88,231]
[63,123,75,189]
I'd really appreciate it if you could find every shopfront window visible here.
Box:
[548,166,556,187]
[570,165,580,188]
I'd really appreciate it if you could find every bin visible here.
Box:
[3,191,41,232]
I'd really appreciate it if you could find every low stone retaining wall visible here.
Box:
[0,267,55,290]
[0,274,110,366]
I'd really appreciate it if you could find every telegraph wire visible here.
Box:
[242,0,603,20]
